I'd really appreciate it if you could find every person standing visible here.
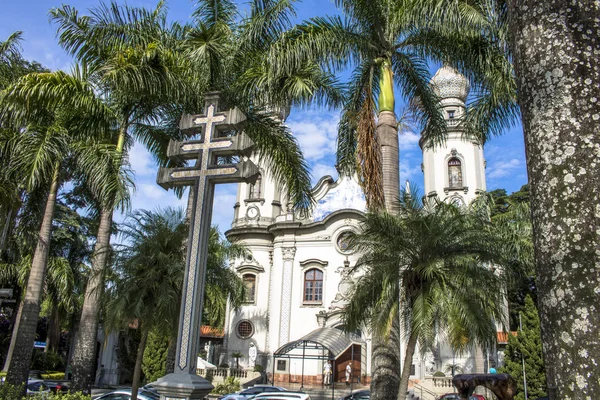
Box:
[345,362,352,386]
[324,360,332,385]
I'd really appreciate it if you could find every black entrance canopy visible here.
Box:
[274,327,364,360]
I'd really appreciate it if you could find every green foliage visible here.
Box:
[0,382,24,400]
[0,383,91,399]
[31,350,65,371]
[212,376,241,394]
[40,372,65,380]
[433,371,446,377]
[500,296,547,400]
[142,329,169,383]
[253,364,264,372]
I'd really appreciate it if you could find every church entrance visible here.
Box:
[272,327,365,391]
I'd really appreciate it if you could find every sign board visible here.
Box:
[0,288,13,298]
[34,341,46,348]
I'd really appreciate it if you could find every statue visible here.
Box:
[248,343,257,368]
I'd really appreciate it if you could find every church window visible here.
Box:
[448,110,455,119]
[248,174,262,199]
[304,269,323,303]
[276,360,287,371]
[448,158,463,188]
[242,274,256,303]
[236,320,254,339]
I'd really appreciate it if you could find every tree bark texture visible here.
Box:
[45,305,61,354]
[370,314,401,400]
[397,331,418,400]
[378,111,400,213]
[71,208,113,394]
[6,171,60,387]
[506,0,600,397]
[131,328,149,400]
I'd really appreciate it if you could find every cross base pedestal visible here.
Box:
[151,373,214,400]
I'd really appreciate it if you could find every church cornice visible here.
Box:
[268,209,364,236]
[299,259,329,267]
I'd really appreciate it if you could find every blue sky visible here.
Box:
[0,0,528,232]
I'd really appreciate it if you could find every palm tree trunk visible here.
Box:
[378,111,400,213]
[131,327,149,400]
[397,331,418,400]
[370,320,401,400]
[507,0,600,397]
[370,60,402,400]
[70,207,113,393]
[45,305,61,354]
[5,166,60,387]
[165,337,176,374]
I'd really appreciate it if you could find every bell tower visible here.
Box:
[231,107,291,228]
[421,66,486,205]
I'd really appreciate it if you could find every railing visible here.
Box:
[411,382,439,400]
[429,376,454,388]
[197,368,249,379]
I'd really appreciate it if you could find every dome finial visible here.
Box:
[431,66,470,102]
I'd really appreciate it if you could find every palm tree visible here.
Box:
[105,208,244,400]
[506,0,598,396]
[343,187,514,400]
[105,208,188,400]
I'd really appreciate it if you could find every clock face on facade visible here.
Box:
[246,206,260,219]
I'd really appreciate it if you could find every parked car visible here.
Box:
[44,381,69,393]
[438,394,486,400]
[94,388,160,400]
[219,386,287,400]
[26,379,51,396]
[250,391,311,400]
[339,390,370,400]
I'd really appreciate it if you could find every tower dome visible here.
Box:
[431,66,470,102]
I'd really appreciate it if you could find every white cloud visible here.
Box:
[487,158,522,179]
[311,163,338,184]
[287,112,339,161]
[399,130,421,151]
[399,158,423,185]
[128,143,155,177]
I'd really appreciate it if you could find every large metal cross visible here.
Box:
[153,92,259,400]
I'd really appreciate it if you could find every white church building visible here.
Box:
[220,66,498,386]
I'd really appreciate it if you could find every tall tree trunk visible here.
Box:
[5,167,60,387]
[70,207,113,393]
[45,305,61,354]
[131,327,149,400]
[370,317,402,400]
[378,111,400,213]
[370,60,403,400]
[506,0,600,398]
[165,337,176,374]
[397,331,418,400]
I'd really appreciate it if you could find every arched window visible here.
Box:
[448,158,463,188]
[248,174,262,199]
[304,269,323,303]
[242,274,256,303]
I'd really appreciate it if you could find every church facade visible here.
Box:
[221,66,493,384]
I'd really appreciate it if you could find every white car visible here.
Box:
[250,391,311,400]
[219,385,287,400]
[94,388,160,400]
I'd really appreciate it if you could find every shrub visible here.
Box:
[219,363,229,368]
[142,329,169,383]
[212,376,241,394]
[41,372,65,380]
[0,383,91,400]
[433,371,446,377]
[31,350,65,371]
[253,364,264,372]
